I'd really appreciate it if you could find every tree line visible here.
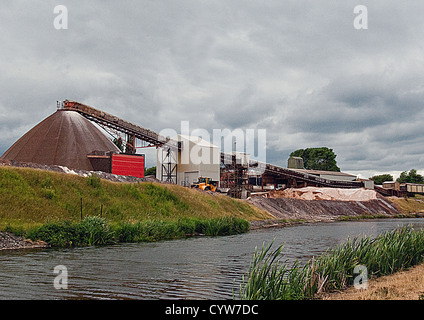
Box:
[370,169,424,185]
[289,147,423,185]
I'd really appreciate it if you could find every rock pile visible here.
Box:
[0,232,48,251]
[0,159,159,184]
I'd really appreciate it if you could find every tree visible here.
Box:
[397,169,424,184]
[112,137,124,152]
[290,147,340,172]
[369,174,394,185]
[125,135,135,154]
[144,166,156,176]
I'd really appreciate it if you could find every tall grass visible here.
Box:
[26,216,250,247]
[26,216,114,247]
[238,242,306,300]
[238,225,424,300]
[113,216,249,243]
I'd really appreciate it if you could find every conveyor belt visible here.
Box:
[58,100,178,148]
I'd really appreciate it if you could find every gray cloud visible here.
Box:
[1,0,424,179]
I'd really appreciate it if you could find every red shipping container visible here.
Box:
[112,154,145,178]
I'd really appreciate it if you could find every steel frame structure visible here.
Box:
[58,100,179,182]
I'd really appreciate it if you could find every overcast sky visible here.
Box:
[1,1,423,179]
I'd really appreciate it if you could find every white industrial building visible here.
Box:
[156,134,221,187]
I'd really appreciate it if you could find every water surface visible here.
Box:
[1,218,423,300]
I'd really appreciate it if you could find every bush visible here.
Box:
[27,220,77,247]
[78,216,114,246]
[26,216,250,247]
[196,217,249,236]
[27,216,114,247]
[177,218,196,235]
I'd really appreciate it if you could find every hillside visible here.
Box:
[387,195,424,214]
[0,166,272,231]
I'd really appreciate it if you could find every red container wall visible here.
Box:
[112,154,144,178]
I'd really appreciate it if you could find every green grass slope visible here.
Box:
[0,166,271,231]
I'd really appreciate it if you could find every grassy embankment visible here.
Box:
[238,225,424,300]
[0,166,271,247]
[388,194,424,214]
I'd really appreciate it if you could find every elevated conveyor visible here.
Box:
[256,161,364,189]
[58,100,178,149]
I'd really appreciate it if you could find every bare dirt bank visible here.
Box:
[247,188,401,224]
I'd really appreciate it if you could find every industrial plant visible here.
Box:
[1,100,422,199]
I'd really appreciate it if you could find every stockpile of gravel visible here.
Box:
[0,232,48,251]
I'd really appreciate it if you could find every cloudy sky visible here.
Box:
[1,0,423,179]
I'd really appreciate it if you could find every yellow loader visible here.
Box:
[191,176,219,192]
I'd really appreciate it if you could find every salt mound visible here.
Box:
[0,111,120,171]
[269,187,378,201]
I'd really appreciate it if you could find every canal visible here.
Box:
[1,218,423,300]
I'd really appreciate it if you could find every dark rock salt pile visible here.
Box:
[0,110,120,171]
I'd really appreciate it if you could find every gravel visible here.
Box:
[0,232,49,251]
[0,159,159,183]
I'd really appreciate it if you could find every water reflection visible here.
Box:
[1,218,423,300]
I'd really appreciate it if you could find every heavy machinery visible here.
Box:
[191,177,219,192]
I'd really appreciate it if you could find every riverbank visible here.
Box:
[246,188,424,223]
[248,214,423,230]
[0,165,270,227]
[239,225,424,300]
[2,165,424,250]
[0,165,272,249]
[320,262,424,300]
[24,216,250,248]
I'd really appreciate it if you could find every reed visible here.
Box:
[238,225,424,300]
[26,216,250,247]
[238,242,306,300]
[113,216,249,243]
[26,216,114,247]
